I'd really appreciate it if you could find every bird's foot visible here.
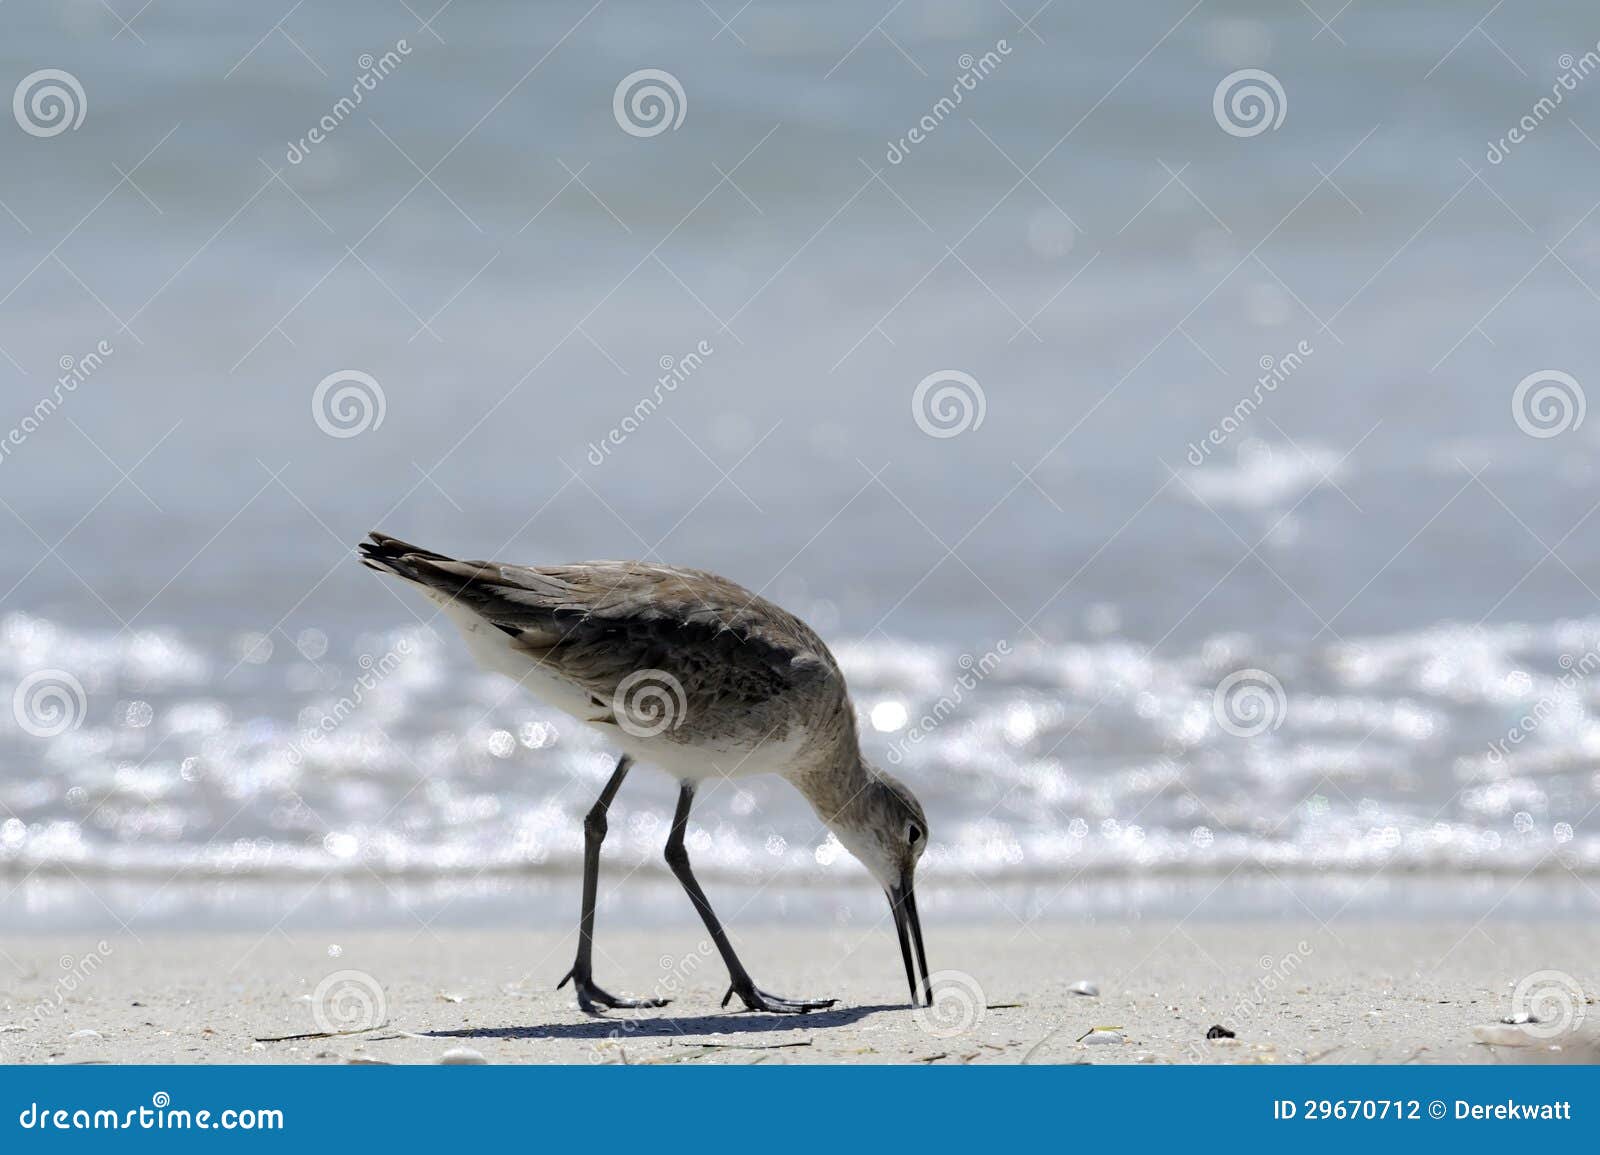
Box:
[721,981,837,1014]
[557,967,671,1015]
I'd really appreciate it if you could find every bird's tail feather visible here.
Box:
[358,532,505,604]
[357,531,458,580]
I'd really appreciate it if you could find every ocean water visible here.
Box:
[4,1,1600,928]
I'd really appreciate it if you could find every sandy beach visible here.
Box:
[4,921,1595,1065]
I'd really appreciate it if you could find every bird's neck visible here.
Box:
[788,742,873,829]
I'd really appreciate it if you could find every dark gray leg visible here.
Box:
[664,780,836,1014]
[557,755,668,1013]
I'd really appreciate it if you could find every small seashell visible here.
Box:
[1083,1030,1124,1045]
[68,1029,101,1040]
[1206,1024,1235,1039]
[438,1046,487,1064]
[1068,980,1100,997]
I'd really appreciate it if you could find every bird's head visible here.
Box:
[822,763,931,1007]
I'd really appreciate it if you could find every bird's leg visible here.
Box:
[557,755,668,1014]
[664,781,837,1014]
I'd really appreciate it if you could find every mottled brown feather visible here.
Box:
[359,532,849,755]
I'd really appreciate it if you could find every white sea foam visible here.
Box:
[2,612,1596,906]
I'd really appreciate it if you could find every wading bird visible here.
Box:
[359,532,930,1014]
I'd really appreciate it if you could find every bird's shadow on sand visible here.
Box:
[424,1004,903,1042]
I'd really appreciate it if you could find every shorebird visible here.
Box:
[358,532,930,1014]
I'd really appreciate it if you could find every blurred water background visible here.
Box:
[4,0,1600,928]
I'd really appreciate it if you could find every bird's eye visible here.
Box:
[908,824,923,845]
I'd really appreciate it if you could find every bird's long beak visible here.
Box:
[889,876,931,1007]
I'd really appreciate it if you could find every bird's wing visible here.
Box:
[359,533,841,716]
